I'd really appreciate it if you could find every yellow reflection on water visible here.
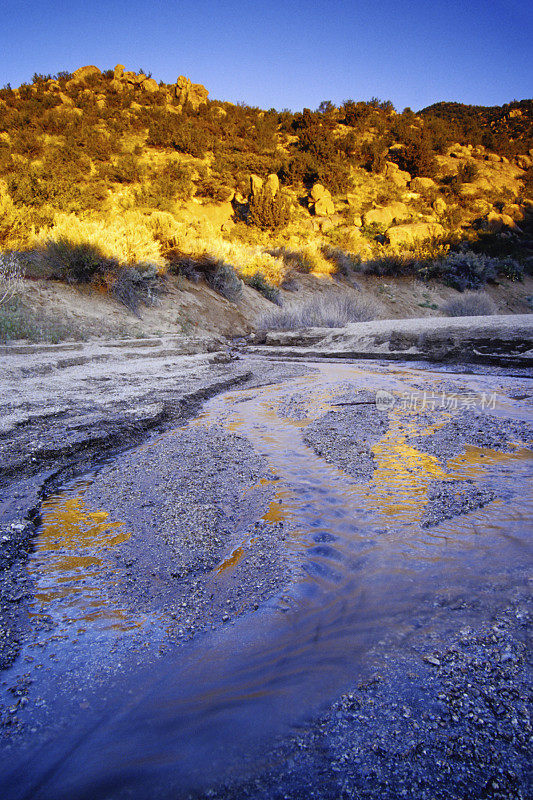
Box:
[30,490,136,628]
[369,413,532,524]
[370,417,450,520]
[217,545,246,574]
[39,495,129,552]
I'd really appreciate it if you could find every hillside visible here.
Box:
[0,64,532,341]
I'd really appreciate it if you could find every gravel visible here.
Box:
[422,479,497,527]
[412,409,533,463]
[303,405,389,482]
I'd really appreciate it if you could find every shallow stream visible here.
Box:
[2,361,532,799]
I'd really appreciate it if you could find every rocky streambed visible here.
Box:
[0,346,532,800]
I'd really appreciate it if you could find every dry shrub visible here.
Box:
[442,291,497,317]
[0,252,23,304]
[259,294,379,330]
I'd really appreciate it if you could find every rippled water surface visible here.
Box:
[2,361,532,799]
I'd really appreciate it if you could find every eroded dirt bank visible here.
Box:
[0,351,532,800]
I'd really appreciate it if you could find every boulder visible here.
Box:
[486,211,518,232]
[386,222,445,248]
[249,174,263,197]
[264,173,280,196]
[470,199,492,216]
[71,65,101,83]
[123,71,138,85]
[314,196,335,216]
[384,161,411,187]
[318,217,334,232]
[410,176,436,192]
[516,154,533,170]
[111,79,124,93]
[58,92,74,106]
[362,201,410,228]
[363,207,394,227]
[142,78,159,93]
[310,183,329,202]
[501,203,525,222]
[113,64,125,81]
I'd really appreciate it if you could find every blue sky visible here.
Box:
[1,0,531,111]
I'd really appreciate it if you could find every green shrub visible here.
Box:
[244,271,281,304]
[209,263,243,301]
[248,189,291,231]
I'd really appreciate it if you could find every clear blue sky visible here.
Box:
[1,0,531,111]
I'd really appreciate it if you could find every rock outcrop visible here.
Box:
[383,161,411,187]
[108,66,207,107]
[363,202,410,228]
[174,76,209,109]
[386,222,445,247]
[70,65,101,84]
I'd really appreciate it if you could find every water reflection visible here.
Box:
[30,484,135,629]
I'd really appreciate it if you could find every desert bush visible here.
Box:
[457,161,479,183]
[169,251,243,300]
[109,263,165,314]
[244,271,281,305]
[136,162,193,209]
[208,263,243,301]
[268,247,313,274]
[322,246,362,276]
[442,291,497,317]
[434,251,522,290]
[32,212,165,266]
[248,189,291,231]
[393,132,437,178]
[102,154,143,184]
[29,238,118,282]
[521,167,533,198]
[360,137,389,173]
[259,295,378,330]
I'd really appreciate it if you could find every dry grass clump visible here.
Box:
[259,294,379,330]
[0,251,23,304]
[442,291,497,317]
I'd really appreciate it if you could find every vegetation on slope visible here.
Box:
[0,65,531,340]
